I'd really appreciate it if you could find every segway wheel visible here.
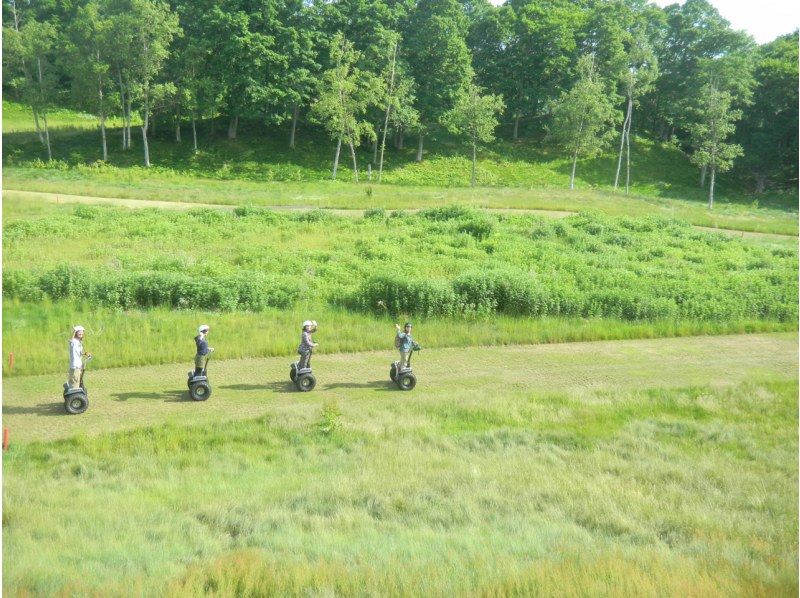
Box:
[65,392,89,415]
[296,373,316,392]
[189,381,212,401]
[290,363,297,382]
[390,363,397,381]
[397,372,417,391]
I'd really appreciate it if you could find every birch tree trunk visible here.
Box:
[625,117,631,194]
[614,96,632,190]
[372,123,379,164]
[570,150,578,190]
[175,105,181,142]
[349,138,359,183]
[227,115,238,139]
[191,114,198,152]
[141,91,151,167]
[471,137,477,187]
[100,114,108,162]
[36,57,52,161]
[32,109,45,144]
[289,102,298,148]
[415,133,423,162]
[700,164,707,187]
[117,69,127,149]
[332,134,342,180]
[708,166,716,209]
[126,96,134,149]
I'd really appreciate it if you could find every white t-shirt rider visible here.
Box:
[69,338,84,370]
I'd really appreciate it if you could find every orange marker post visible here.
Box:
[3,428,9,451]
[8,352,14,371]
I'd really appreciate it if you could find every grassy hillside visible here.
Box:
[4,101,797,212]
[3,334,797,595]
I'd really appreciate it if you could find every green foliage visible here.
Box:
[316,399,341,437]
[3,203,796,326]
[547,54,620,187]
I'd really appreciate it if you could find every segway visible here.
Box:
[63,355,92,414]
[390,342,421,390]
[290,354,316,392]
[187,348,214,401]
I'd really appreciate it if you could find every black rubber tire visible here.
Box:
[296,373,316,392]
[290,363,297,382]
[390,363,397,381]
[65,393,89,415]
[189,381,212,401]
[397,373,417,391]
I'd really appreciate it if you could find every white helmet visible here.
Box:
[302,320,314,328]
[198,324,210,333]
[73,325,85,333]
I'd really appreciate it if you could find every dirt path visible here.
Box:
[3,333,796,444]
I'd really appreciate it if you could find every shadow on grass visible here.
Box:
[111,390,186,402]
[3,402,67,416]
[322,380,396,391]
[223,382,296,393]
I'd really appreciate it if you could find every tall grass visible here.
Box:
[3,299,791,376]
[3,379,797,595]
[3,203,797,322]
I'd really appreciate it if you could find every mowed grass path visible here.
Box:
[3,189,796,246]
[4,170,797,235]
[3,333,796,444]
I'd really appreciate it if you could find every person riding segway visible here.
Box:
[187,324,214,401]
[63,325,92,414]
[290,320,318,391]
[390,322,421,390]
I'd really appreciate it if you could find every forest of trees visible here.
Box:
[3,0,798,201]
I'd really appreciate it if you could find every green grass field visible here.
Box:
[3,334,798,595]
[3,99,798,596]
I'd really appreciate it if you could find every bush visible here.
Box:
[4,266,299,312]
[346,275,462,317]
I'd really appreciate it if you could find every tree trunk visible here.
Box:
[41,111,52,161]
[332,134,342,180]
[708,166,716,209]
[379,109,392,185]
[614,96,632,190]
[32,108,45,144]
[415,133,423,162]
[398,131,404,149]
[141,92,151,167]
[191,114,198,153]
[289,102,298,148]
[117,69,127,149]
[471,138,477,187]
[700,164,707,187]
[570,151,578,190]
[625,116,631,194]
[754,173,767,194]
[36,57,52,161]
[126,96,133,149]
[513,114,520,140]
[227,115,238,139]
[372,123,379,164]
[349,138,359,183]
[100,114,107,162]
[175,105,181,143]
